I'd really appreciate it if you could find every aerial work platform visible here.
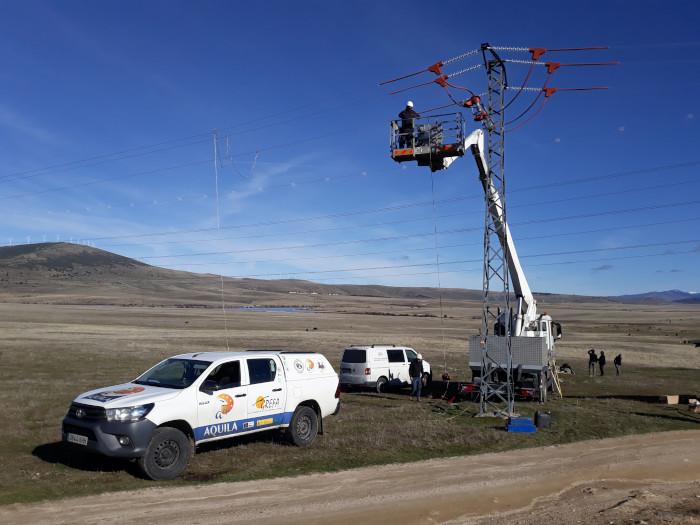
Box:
[390,113,467,172]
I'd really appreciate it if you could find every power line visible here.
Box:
[187,246,698,281]
[32,159,698,243]
[146,217,700,268]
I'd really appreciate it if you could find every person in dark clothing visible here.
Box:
[409,353,424,402]
[599,351,606,376]
[398,101,420,148]
[614,354,622,376]
[587,349,598,376]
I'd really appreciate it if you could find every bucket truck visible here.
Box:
[389,115,562,402]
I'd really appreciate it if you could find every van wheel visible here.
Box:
[376,376,388,393]
[422,373,431,388]
[138,427,190,481]
[285,406,318,447]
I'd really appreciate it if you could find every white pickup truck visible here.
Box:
[62,350,341,480]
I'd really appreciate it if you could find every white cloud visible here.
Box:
[0,104,55,142]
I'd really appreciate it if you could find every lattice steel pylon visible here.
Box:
[477,43,514,416]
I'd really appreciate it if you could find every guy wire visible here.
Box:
[214,130,231,350]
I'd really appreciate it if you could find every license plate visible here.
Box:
[67,433,88,446]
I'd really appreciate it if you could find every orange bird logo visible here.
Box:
[217,394,234,414]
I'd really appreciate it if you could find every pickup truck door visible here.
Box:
[195,359,249,442]
[244,356,287,429]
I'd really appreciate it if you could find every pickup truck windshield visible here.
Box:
[134,358,211,389]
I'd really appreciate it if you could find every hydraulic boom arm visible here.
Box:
[464,129,537,335]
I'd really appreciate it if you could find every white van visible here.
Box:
[339,344,431,393]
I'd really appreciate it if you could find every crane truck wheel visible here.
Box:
[539,372,547,403]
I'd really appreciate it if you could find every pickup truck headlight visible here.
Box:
[106,403,154,422]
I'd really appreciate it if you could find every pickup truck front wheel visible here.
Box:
[138,427,190,481]
[285,406,318,447]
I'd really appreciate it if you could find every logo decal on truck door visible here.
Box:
[216,394,234,419]
[254,396,280,410]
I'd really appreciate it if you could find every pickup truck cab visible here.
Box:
[62,350,340,480]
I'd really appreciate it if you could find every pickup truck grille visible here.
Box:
[67,402,106,422]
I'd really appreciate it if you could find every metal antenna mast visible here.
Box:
[478,43,514,416]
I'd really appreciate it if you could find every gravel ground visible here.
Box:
[2,430,698,525]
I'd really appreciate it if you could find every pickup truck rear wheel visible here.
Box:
[285,406,318,447]
[138,427,190,481]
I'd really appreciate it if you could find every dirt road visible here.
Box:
[2,430,699,525]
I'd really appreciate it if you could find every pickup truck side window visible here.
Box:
[387,349,405,363]
[247,358,277,385]
[205,361,242,389]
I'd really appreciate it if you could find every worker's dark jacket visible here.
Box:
[399,107,420,131]
[409,359,423,379]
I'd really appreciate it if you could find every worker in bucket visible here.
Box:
[409,353,424,402]
[398,101,420,148]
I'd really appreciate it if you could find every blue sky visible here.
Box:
[1,1,698,296]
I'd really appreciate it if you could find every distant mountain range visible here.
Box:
[615,290,700,304]
[0,243,698,306]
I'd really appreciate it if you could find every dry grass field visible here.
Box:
[1,244,698,519]
[0,298,698,510]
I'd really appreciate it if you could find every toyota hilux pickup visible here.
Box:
[62,350,341,480]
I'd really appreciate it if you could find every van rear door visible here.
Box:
[340,348,367,384]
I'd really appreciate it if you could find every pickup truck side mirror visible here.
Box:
[200,379,220,392]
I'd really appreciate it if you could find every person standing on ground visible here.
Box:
[398,101,420,148]
[614,353,622,376]
[599,351,606,376]
[409,354,424,402]
[588,349,598,376]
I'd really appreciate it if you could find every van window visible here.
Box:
[405,349,418,362]
[387,349,405,363]
[342,349,366,363]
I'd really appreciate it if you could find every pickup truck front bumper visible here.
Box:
[62,413,157,458]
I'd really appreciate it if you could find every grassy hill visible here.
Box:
[0,242,637,307]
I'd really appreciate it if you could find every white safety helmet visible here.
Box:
[416,353,422,360]
[406,101,414,107]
